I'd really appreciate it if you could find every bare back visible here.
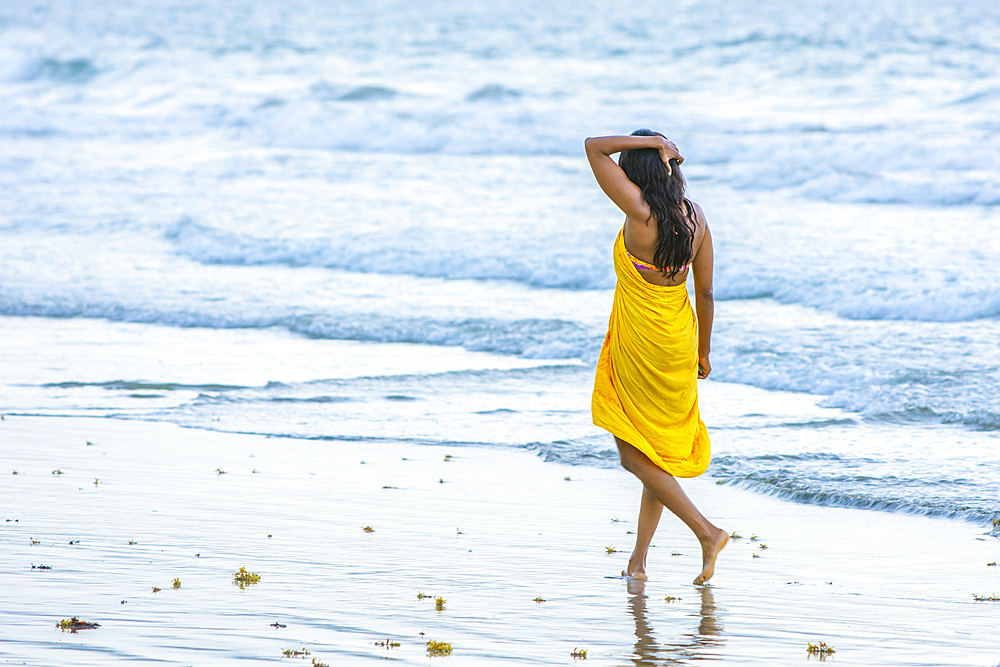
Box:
[623,201,708,287]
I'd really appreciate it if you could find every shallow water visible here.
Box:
[2,417,999,666]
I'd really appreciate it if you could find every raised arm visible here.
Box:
[584,135,683,220]
[689,204,714,379]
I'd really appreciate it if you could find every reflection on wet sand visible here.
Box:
[626,579,724,665]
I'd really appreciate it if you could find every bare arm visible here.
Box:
[584,135,683,220]
[690,211,714,379]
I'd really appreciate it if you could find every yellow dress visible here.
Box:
[591,229,710,477]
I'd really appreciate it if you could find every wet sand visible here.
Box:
[1,415,998,665]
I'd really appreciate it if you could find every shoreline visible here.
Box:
[2,414,998,665]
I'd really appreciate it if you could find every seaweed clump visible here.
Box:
[234,566,261,588]
[57,617,100,632]
[426,640,452,656]
[571,647,588,659]
[806,642,835,659]
[281,648,310,658]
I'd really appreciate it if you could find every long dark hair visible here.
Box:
[618,128,696,279]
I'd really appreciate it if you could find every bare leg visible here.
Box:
[624,487,662,580]
[615,437,728,585]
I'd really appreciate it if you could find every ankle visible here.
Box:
[695,524,722,544]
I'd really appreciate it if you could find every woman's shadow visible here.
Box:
[627,579,723,665]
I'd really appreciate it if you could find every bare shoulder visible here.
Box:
[687,199,709,236]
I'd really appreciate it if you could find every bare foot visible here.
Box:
[623,552,649,580]
[693,528,729,585]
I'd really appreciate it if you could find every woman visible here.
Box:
[586,130,728,585]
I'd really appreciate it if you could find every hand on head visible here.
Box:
[657,137,683,175]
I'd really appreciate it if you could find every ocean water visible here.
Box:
[1,0,998,530]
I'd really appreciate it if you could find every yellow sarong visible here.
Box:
[592,229,710,477]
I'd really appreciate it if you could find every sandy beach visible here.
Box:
[2,414,997,666]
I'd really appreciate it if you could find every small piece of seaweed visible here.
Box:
[435,596,446,611]
[152,587,161,593]
[216,468,226,475]
[417,591,430,599]
[281,648,310,657]
[52,470,64,475]
[729,532,742,539]
[29,538,40,545]
[972,593,1000,601]
[311,659,329,667]
[571,647,588,659]
[57,617,100,632]
[606,546,617,554]
[32,564,52,570]
[758,544,768,550]
[374,639,400,648]
[806,642,835,657]
[988,562,997,567]
[172,578,181,589]
[233,566,261,587]
[534,596,546,603]
[752,553,760,559]
[664,596,681,602]
[128,540,137,545]
[363,525,374,533]
[271,622,286,628]
[426,640,452,656]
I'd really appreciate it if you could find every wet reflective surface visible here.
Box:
[627,580,724,665]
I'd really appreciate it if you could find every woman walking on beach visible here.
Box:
[586,131,728,585]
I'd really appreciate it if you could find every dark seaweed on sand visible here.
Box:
[57,617,100,632]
